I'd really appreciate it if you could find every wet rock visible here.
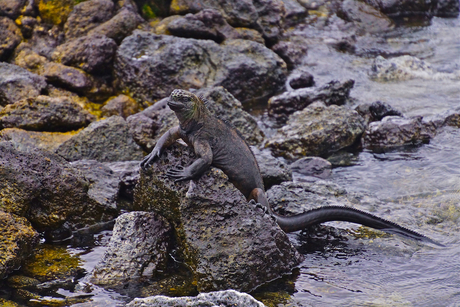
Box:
[56,116,144,162]
[52,34,117,75]
[101,94,140,119]
[0,128,74,152]
[87,8,143,44]
[90,212,171,287]
[37,0,76,25]
[104,161,141,201]
[267,102,365,159]
[290,156,332,179]
[0,63,47,106]
[355,100,404,123]
[70,160,120,209]
[363,0,436,18]
[167,9,240,43]
[0,16,23,61]
[434,0,459,17]
[268,79,355,123]
[271,39,308,70]
[340,0,394,33]
[134,143,302,292]
[0,0,27,19]
[251,146,292,189]
[43,62,93,93]
[64,0,115,40]
[0,95,95,132]
[127,290,265,307]
[0,211,39,280]
[0,141,115,232]
[114,31,287,104]
[287,68,314,89]
[362,116,432,149]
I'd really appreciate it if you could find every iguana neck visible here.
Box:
[176,98,211,133]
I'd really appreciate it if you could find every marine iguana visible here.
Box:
[141,89,441,246]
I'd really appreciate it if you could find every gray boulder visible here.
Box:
[267,102,366,159]
[251,146,292,189]
[127,290,265,307]
[56,116,144,162]
[0,95,95,132]
[0,63,47,106]
[134,143,302,292]
[114,31,287,105]
[89,211,171,287]
[290,156,332,180]
[43,62,93,93]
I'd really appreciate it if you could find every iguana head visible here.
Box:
[168,89,208,125]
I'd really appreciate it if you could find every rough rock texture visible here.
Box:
[0,128,74,152]
[290,157,332,179]
[271,39,308,70]
[288,68,314,89]
[104,160,141,201]
[114,31,287,104]
[340,0,394,33]
[0,141,115,232]
[18,24,65,59]
[0,95,95,132]
[0,0,28,19]
[64,0,115,39]
[268,79,355,123]
[0,210,39,280]
[251,146,292,189]
[355,100,403,124]
[56,116,144,162]
[0,16,23,61]
[101,94,140,119]
[90,211,171,286]
[126,290,265,307]
[52,34,117,75]
[363,116,432,149]
[434,0,459,17]
[133,143,302,292]
[0,63,47,106]
[267,102,366,159]
[363,0,437,18]
[43,62,93,93]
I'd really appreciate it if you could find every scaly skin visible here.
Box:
[141,89,442,246]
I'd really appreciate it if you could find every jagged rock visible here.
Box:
[268,79,355,123]
[114,31,286,104]
[0,63,46,106]
[0,128,74,152]
[52,34,117,75]
[355,100,403,124]
[340,0,394,33]
[280,0,307,26]
[0,210,39,280]
[16,24,65,59]
[0,0,27,19]
[267,102,365,159]
[89,212,171,287]
[127,290,266,307]
[251,146,292,189]
[290,156,332,179]
[43,62,93,93]
[104,160,141,201]
[56,116,144,162]
[0,141,116,232]
[363,116,433,149]
[101,94,140,119]
[287,68,314,89]
[0,16,23,61]
[64,0,115,39]
[133,143,302,292]
[271,39,308,70]
[0,95,95,132]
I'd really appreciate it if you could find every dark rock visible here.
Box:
[355,101,404,124]
[268,79,354,123]
[0,0,27,19]
[363,0,436,18]
[340,0,394,33]
[434,0,459,17]
[43,62,93,93]
[234,27,265,44]
[52,34,117,75]
[251,146,292,189]
[290,156,332,179]
[87,8,143,44]
[280,0,307,26]
[127,290,266,307]
[271,39,308,70]
[56,116,144,162]
[133,143,302,292]
[0,141,116,232]
[64,0,115,40]
[0,16,22,61]
[14,25,65,60]
[114,31,287,104]
[0,63,47,106]
[0,210,39,280]
[267,102,366,159]
[101,94,140,119]
[0,95,95,132]
[288,68,314,89]
[104,160,141,201]
[363,116,432,149]
[0,128,74,152]
[17,16,38,38]
[90,212,171,287]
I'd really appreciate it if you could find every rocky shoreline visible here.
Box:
[0,0,459,306]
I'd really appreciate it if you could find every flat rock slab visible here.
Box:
[134,143,302,292]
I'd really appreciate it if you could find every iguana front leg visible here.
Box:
[140,126,181,170]
[166,139,213,182]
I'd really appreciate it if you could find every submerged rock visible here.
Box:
[127,290,266,307]
[267,102,365,159]
[90,211,171,287]
[134,143,302,292]
[56,116,144,162]
[0,210,39,280]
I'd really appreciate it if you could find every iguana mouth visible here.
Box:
[167,99,185,111]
